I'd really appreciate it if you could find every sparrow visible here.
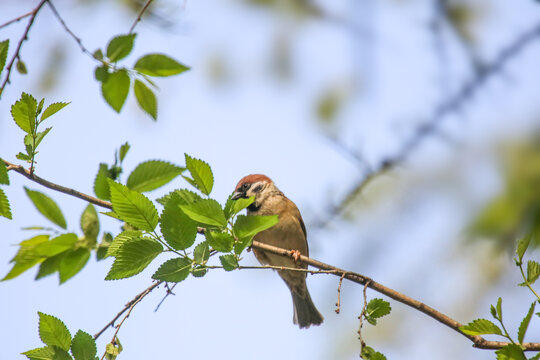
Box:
[232,174,324,329]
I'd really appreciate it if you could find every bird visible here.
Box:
[232,174,324,329]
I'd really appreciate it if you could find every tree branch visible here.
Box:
[5,160,539,351]
[0,0,49,98]
[315,21,540,229]
[249,240,540,351]
[129,0,155,34]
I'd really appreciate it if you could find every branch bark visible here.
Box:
[5,160,540,351]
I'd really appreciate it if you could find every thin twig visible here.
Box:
[154,283,177,312]
[357,280,371,355]
[94,281,162,340]
[335,272,347,314]
[0,9,34,30]
[46,0,94,58]
[129,0,154,34]
[314,21,540,229]
[0,0,48,98]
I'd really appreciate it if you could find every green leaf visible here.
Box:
[0,159,9,185]
[160,193,197,250]
[35,252,65,280]
[34,233,77,257]
[97,232,113,260]
[22,346,56,360]
[205,231,234,252]
[134,53,189,77]
[193,241,210,265]
[59,248,91,283]
[361,346,387,360]
[233,235,252,255]
[516,234,532,264]
[94,65,109,82]
[16,152,31,161]
[119,142,130,163]
[0,40,8,74]
[106,230,142,257]
[80,204,99,241]
[495,344,526,360]
[527,260,540,284]
[133,80,157,120]
[106,34,136,62]
[16,60,27,74]
[105,239,162,280]
[0,188,12,219]
[11,92,37,134]
[459,319,503,336]
[233,215,279,239]
[156,189,201,206]
[365,298,391,325]
[184,154,213,195]
[180,199,226,227]
[152,257,192,282]
[219,254,238,271]
[40,102,70,122]
[24,187,67,229]
[518,302,536,343]
[71,330,97,360]
[127,160,184,192]
[101,69,130,113]
[2,235,49,280]
[224,196,254,219]
[34,127,52,148]
[191,265,207,278]
[108,180,158,231]
[94,163,110,200]
[38,312,71,351]
[496,297,503,320]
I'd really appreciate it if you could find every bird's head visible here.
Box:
[232,174,274,202]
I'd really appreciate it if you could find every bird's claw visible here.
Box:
[290,249,301,263]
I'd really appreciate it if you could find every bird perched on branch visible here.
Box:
[232,174,324,329]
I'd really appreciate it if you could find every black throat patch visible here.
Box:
[247,203,260,212]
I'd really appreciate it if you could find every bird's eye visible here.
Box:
[242,183,250,190]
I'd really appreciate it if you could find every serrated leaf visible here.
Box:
[106,230,142,257]
[127,160,184,192]
[366,298,391,320]
[2,235,49,280]
[38,312,71,350]
[160,193,197,250]
[205,231,234,252]
[94,163,110,200]
[233,215,279,239]
[184,154,213,195]
[496,297,503,320]
[0,40,8,74]
[156,189,202,206]
[180,199,226,227]
[518,302,536,343]
[0,188,12,219]
[191,265,207,278]
[101,69,130,113]
[34,127,52,148]
[193,241,210,265]
[11,92,37,134]
[119,142,130,163]
[105,239,162,280]
[108,180,158,231]
[0,159,9,185]
[224,196,254,219]
[22,346,56,360]
[134,80,157,120]
[527,260,540,284]
[490,304,497,319]
[220,254,238,271]
[24,187,67,229]
[35,252,65,280]
[16,152,31,161]
[59,248,91,284]
[40,102,69,122]
[80,204,99,242]
[495,344,526,360]
[71,330,96,360]
[233,235,252,255]
[106,34,136,62]
[459,319,502,336]
[152,257,191,282]
[134,53,189,77]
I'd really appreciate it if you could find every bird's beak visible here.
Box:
[231,191,245,200]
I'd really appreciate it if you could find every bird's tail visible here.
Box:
[291,288,324,329]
